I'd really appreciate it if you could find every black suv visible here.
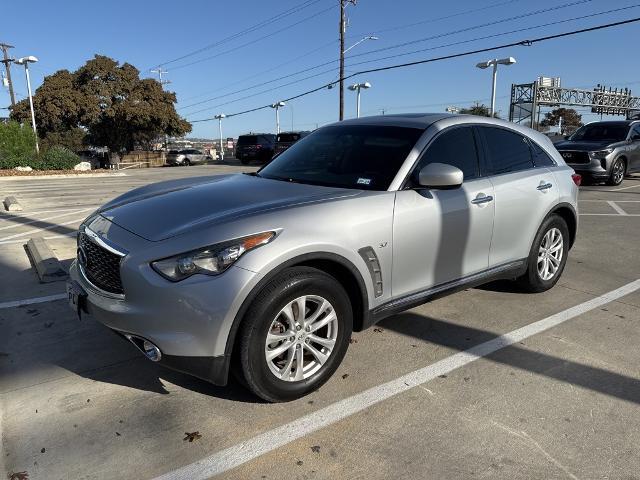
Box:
[273,131,311,157]
[236,134,276,164]
[554,120,640,185]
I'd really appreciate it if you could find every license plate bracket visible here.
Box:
[66,280,87,320]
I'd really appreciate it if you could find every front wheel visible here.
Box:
[607,158,626,186]
[236,267,353,402]
[517,214,569,293]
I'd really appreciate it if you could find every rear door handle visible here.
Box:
[537,182,553,191]
[471,194,494,205]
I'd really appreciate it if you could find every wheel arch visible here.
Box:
[224,252,370,359]
[547,202,578,249]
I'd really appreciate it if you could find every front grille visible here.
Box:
[559,150,590,164]
[79,233,124,295]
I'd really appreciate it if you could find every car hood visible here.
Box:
[98,173,361,241]
[554,140,613,151]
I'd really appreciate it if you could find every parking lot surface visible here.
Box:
[1,167,639,480]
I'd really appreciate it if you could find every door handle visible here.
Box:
[537,182,553,191]
[471,194,494,205]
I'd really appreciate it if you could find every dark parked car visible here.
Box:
[554,120,640,185]
[236,134,276,164]
[273,131,311,157]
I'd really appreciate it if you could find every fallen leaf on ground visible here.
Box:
[183,431,202,442]
[311,445,321,453]
[341,374,349,379]
[8,472,29,480]
[373,327,384,333]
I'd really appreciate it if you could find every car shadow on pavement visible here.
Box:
[379,313,640,405]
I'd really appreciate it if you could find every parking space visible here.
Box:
[1,169,639,480]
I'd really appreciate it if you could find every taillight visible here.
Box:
[256,144,262,149]
[571,173,582,186]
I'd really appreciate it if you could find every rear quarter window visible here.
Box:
[529,140,556,167]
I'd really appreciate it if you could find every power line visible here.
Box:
[167,4,336,71]
[178,39,338,104]
[179,0,601,113]
[182,4,630,117]
[153,0,322,68]
[189,16,640,123]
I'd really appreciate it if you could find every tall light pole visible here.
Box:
[475,57,516,117]
[271,101,285,134]
[14,56,39,154]
[348,82,371,118]
[339,34,378,121]
[214,114,226,161]
[0,43,16,107]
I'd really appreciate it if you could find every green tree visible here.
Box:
[11,55,191,153]
[540,108,582,133]
[459,102,499,118]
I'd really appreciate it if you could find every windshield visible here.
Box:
[570,124,628,142]
[277,133,300,143]
[259,125,423,190]
[237,135,258,145]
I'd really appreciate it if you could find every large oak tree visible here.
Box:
[11,55,191,152]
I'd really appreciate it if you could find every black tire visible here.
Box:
[239,157,250,165]
[183,158,191,166]
[606,158,626,186]
[517,214,569,293]
[236,267,353,402]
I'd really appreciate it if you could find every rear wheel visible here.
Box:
[237,267,353,402]
[607,158,626,186]
[183,158,191,166]
[517,214,569,293]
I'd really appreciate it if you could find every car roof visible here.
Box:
[584,120,633,126]
[326,113,452,129]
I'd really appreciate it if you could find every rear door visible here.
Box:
[477,126,559,267]
[392,125,495,297]
[629,124,640,172]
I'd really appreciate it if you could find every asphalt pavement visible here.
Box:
[0,165,639,480]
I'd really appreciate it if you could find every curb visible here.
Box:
[26,237,69,283]
[0,172,127,181]
[3,196,22,211]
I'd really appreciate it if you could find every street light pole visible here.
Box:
[271,101,285,134]
[214,114,226,161]
[475,57,516,117]
[14,56,39,154]
[348,82,371,118]
[0,43,16,107]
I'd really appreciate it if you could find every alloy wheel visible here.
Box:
[264,295,338,382]
[537,227,564,281]
[612,160,625,184]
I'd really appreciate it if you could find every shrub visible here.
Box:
[36,146,81,170]
[0,121,37,168]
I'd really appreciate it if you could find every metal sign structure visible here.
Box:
[509,81,640,128]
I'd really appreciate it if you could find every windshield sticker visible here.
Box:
[357,177,372,185]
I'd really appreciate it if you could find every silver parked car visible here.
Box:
[166,148,212,166]
[554,120,640,185]
[67,114,580,402]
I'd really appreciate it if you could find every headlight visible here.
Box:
[151,231,276,281]
[589,148,614,159]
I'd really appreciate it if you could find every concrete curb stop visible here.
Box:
[3,196,22,211]
[26,237,69,283]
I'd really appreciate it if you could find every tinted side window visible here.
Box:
[632,124,640,139]
[529,140,556,167]
[481,127,534,175]
[417,127,479,181]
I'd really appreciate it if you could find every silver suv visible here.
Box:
[67,114,579,402]
[555,120,640,185]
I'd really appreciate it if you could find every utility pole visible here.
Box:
[151,67,171,150]
[339,0,345,121]
[0,43,16,107]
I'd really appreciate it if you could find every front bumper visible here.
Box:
[69,257,258,384]
[560,152,613,179]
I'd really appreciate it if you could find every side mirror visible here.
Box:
[417,163,463,189]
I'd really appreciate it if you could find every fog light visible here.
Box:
[143,340,162,362]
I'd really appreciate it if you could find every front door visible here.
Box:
[392,126,495,299]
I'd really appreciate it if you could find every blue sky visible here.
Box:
[2,0,640,138]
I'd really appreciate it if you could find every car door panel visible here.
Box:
[392,180,494,298]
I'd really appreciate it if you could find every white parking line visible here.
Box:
[0,216,85,242]
[580,213,640,217]
[154,279,640,480]
[609,182,640,191]
[0,232,77,245]
[607,201,628,216]
[0,208,93,232]
[0,293,67,310]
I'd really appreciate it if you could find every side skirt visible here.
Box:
[367,260,527,327]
